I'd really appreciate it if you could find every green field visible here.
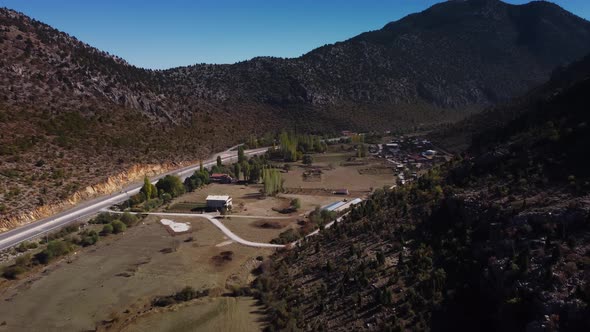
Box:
[168,201,207,211]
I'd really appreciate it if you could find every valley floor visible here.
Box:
[0,213,272,331]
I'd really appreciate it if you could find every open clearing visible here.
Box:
[282,147,395,192]
[220,217,293,243]
[0,215,270,331]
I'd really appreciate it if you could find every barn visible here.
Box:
[206,195,233,210]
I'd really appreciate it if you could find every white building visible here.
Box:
[206,195,233,210]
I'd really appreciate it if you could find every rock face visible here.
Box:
[0,162,186,231]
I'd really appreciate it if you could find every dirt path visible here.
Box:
[107,210,286,249]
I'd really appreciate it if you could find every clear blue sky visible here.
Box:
[1,0,589,69]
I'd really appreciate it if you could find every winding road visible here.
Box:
[108,210,286,249]
[0,146,269,251]
[106,205,358,249]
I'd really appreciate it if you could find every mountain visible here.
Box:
[2,0,590,126]
[251,52,590,332]
[433,52,590,151]
[1,0,590,228]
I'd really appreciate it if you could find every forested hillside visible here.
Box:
[251,55,590,331]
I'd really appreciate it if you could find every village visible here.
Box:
[152,131,451,245]
[0,131,451,331]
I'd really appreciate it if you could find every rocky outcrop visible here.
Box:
[0,162,193,232]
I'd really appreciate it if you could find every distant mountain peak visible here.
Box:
[1,0,589,116]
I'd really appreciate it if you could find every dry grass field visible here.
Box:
[122,297,262,332]
[0,215,271,331]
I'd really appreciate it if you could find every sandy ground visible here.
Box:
[122,297,262,332]
[0,215,270,331]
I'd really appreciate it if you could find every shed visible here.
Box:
[206,195,233,210]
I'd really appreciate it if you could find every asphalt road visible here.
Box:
[0,146,269,251]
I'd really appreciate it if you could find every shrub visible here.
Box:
[161,193,172,203]
[80,230,99,246]
[111,220,127,234]
[174,286,197,302]
[156,175,185,198]
[26,242,38,249]
[2,265,26,279]
[120,212,138,227]
[16,242,28,253]
[93,212,116,224]
[143,198,163,211]
[34,240,72,264]
[15,253,32,267]
[271,229,301,244]
[101,224,113,235]
[290,198,301,210]
[153,296,176,307]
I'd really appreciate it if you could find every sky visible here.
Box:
[1,0,589,69]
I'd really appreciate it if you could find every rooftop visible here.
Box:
[206,195,231,201]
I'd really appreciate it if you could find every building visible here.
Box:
[321,198,363,212]
[206,195,232,210]
[210,173,233,184]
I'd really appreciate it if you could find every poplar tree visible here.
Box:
[234,163,241,180]
[140,176,156,200]
[263,168,283,196]
[238,146,246,163]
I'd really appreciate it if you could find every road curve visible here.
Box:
[0,147,269,251]
[108,210,285,249]
[220,215,294,220]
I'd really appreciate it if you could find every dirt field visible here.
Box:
[220,217,293,243]
[283,154,395,192]
[0,215,270,331]
[122,297,262,332]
